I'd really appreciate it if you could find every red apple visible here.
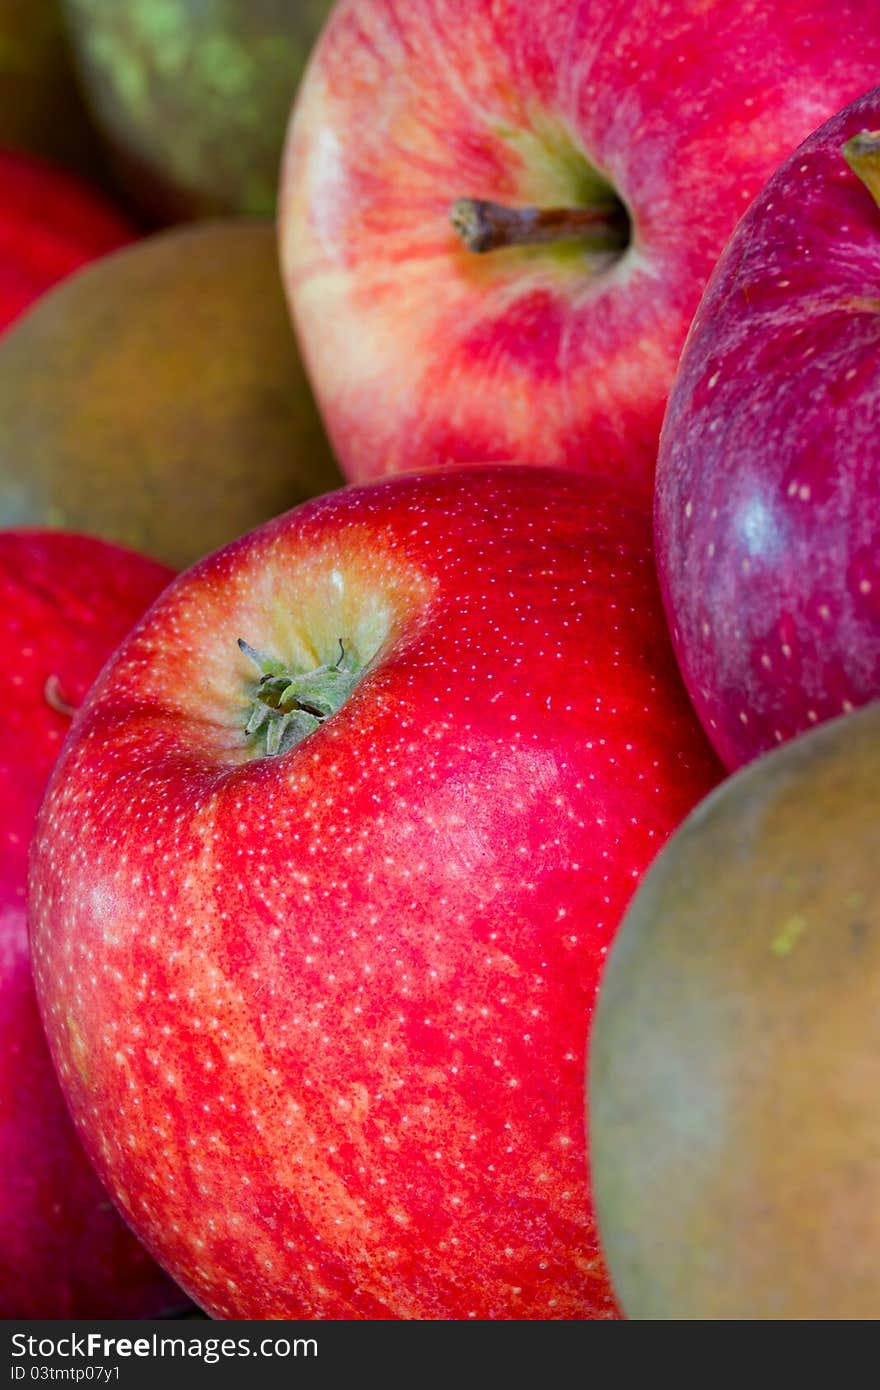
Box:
[29,465,722,1319]
[0,530,185,1317]
[655,85,880,771]
[280,0,880,495]
[0,148,133,332]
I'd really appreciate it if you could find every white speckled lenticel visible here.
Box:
[29,464,721,1319]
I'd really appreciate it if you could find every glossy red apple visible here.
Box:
[280,0,880,494]
[0,530,184,1317]
[0,148,133,332]
[29,465,722,1320]
[655,85,880,771]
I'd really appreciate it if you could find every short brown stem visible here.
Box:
[44,674,76,718]
[450,197,629,255]
[843,131,880,211]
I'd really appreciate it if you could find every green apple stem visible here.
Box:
[238,637,362,757]
[450,197,629,254]
[843,131,880,210]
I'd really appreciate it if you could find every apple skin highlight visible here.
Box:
[280,0,880,495]
[0,531,183,1317]
[655,86,880,771]
[29,466,722,1319]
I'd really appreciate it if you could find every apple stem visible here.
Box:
[843,131,880,211]
[44,675,77,719]
[238,637,362,757]
[450,197,629,255]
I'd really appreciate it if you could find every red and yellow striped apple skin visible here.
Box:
[30,467,722,1318]
[281,0,880,493]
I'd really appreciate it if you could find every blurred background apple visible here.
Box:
[0,147,133,333]
[0,0,104,176]
[0,530,186,1318]
[0,220,342,569]
[62,0,335,220]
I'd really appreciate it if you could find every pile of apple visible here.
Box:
[3,0,880,1322]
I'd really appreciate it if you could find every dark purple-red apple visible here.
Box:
[29,466,722,1319]
[655,85,880,771]
[0,530,183,1317]
[0,148,133,333]
[280,0,880,494]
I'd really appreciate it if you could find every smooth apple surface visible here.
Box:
[0,148,133,333]
[280,0,880,492]
[655,86,880,771]
[0,222,342,569]
[29,465,722,1319]
[0,531,184,1317]
[590,704,880,1318]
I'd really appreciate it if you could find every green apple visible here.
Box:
[63,0,334,219]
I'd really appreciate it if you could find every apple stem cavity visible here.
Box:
[450,197,630,256]
[843,130,880,211]
[238,637,361,757]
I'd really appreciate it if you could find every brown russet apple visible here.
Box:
[590,704,880,1319]
[0,221,342,569]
